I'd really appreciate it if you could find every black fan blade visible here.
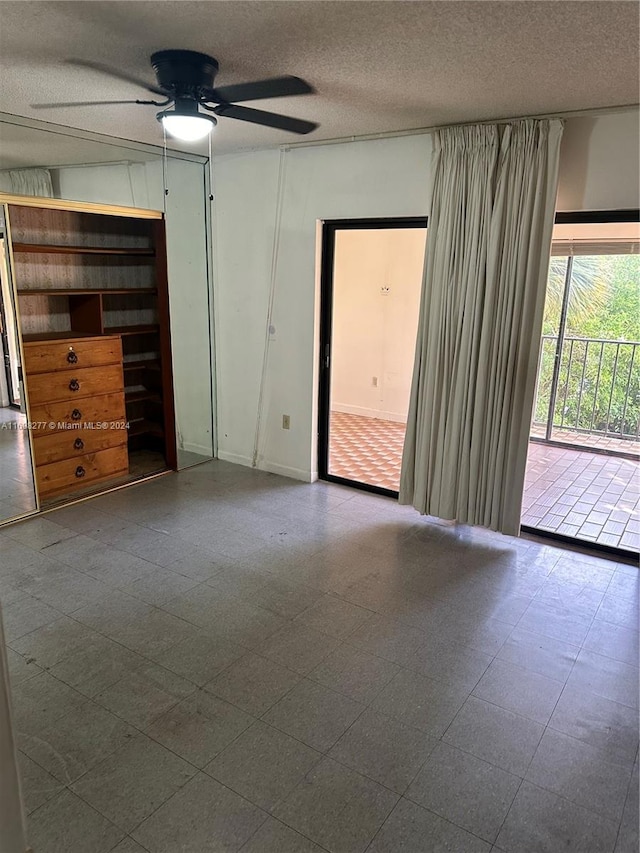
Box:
[65,59,168,97]
[31,99,146,109]
[214,104,317,134]
[210,76,314,104]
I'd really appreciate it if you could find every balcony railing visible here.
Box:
[532,335,640,444]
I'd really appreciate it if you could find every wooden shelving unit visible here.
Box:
[8,202,177,493]
[18,288,157,295]
[12,242,156,256]
[123,359,161,372]
[105,324,160,336]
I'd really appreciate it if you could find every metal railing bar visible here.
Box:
[575,339,589,431]
[620,345,636,438]
[541,335,640,346]
[532,336,545,427]
[546,256,573,441]
[533,331,640,449]
[605,343,621,436]
[590,341,606,433]
[559,338,575,429]
[529,421,639,440]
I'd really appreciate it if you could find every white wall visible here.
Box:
[213,109,639,482]
[213,135,433,480]
[331,228,426,422]
[557,111,640,212]
[52,158,214,461]
[54,162,158,209]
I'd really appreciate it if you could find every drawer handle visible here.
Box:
[71,408,82,420]
[67,350,78,364]
[73,438,84,451]
[75,466,86,478]
[69,379,80,392]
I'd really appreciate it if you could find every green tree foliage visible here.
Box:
[534,253,640,441]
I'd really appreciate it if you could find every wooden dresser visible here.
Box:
[23,335,129,500]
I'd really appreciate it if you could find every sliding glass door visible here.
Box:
[524,211,640,554]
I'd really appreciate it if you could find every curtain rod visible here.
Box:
[0,160,147,172]
[281,102,639,152]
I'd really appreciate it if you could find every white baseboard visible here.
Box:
[180,441,213,456]
[260,460,313,482]
[332,403,407,424]
[217,450,312,483]
[217,450,253,467]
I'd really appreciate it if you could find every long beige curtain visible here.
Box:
[399,119,563,535]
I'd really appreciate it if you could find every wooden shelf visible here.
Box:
[128,419,165,439]
[18,288,157,296]
[12,201,177,473]
[12,242,155,256]
[22,330,99,343]
[104,324,159,336]
[123,359,161,372]
[126,390,162,405]
[101,289,157,297]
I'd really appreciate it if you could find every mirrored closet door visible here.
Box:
[0,207,37,522]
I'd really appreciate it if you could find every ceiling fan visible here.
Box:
[31,50,319,142]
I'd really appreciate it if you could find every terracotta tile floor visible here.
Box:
[329,411,406,491]
[329,411,640,552]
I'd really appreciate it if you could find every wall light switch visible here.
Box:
[282,414,291,430]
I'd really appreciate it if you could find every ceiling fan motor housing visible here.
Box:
[151,50,219,99]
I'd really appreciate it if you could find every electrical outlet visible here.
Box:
[372,377,378,387]
[282,414,290,430]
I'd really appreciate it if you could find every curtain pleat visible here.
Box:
[400,119,563,535]
[0,169,53,197]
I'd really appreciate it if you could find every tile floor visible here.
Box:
[329,411,405,491]
[329,411,640,552]
[1,460,638,853]
[0,406,37,521]
[530,423,640,456]
[522,444,639,551]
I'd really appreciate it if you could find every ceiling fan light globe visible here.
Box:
[160,112,215,142]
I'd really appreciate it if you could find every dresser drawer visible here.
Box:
[30,392,126,436]
[27,363,124,407]
[36,445,129,499]
[23,336,122,374]
[32,427,127,467]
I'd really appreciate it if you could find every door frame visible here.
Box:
[318,216,428,497]
[0,231,21,408]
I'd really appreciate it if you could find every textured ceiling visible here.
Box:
[0,1,637,157]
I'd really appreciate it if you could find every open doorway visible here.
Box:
[318,218,427,494]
